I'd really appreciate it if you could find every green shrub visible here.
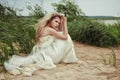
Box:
[0,17,36,64]
[107,23,120,44]
[99,32,119,47]
[68,19,120,47]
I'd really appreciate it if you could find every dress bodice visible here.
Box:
[39,35,53,43]
[38,31,63,45]
[30,35,55,55]
[37,35,55,48]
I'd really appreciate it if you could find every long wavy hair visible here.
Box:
[34,12,63,44]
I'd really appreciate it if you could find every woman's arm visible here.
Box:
[62,17,68,39]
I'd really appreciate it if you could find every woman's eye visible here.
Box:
[55,21,60,24]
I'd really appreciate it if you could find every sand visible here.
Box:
[0,41,120,80]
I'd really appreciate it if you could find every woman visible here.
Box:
[4,12,80,76]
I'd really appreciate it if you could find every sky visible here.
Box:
[1,0,120,17]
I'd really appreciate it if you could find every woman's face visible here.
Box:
[50,17,61,28]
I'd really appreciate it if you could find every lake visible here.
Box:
[98,19,120,25]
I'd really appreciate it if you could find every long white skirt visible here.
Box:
[4,34,78,76]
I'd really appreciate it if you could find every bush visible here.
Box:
[99,32,119,47]
[0,18,36,65]
[107,23,120,44]
[68,19,120,47]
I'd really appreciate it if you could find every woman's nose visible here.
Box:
[56,23,59,26]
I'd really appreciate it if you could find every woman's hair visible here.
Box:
[35,12,63,44]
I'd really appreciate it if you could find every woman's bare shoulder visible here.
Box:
[45,27,58,35]
[40,27,52,37]
[45,26,55,31]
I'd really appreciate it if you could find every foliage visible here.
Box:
[99,48,116,67]
[107,23,120,44]
[68,19,120,47]
[0,3,17,21]
[0,3,44,66]
[26,4,45,18]
[0,17,36,65]
[52,0,85,21]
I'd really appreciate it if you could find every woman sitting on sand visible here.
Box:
[4,12,81,76]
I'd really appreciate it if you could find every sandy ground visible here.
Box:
[0,41,120,80]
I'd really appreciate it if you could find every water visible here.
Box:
[98,19,120,25]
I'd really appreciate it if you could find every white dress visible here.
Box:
[4,33,78,76]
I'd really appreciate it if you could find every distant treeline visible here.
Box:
[85,16,120,20]
[18,16,120,20]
